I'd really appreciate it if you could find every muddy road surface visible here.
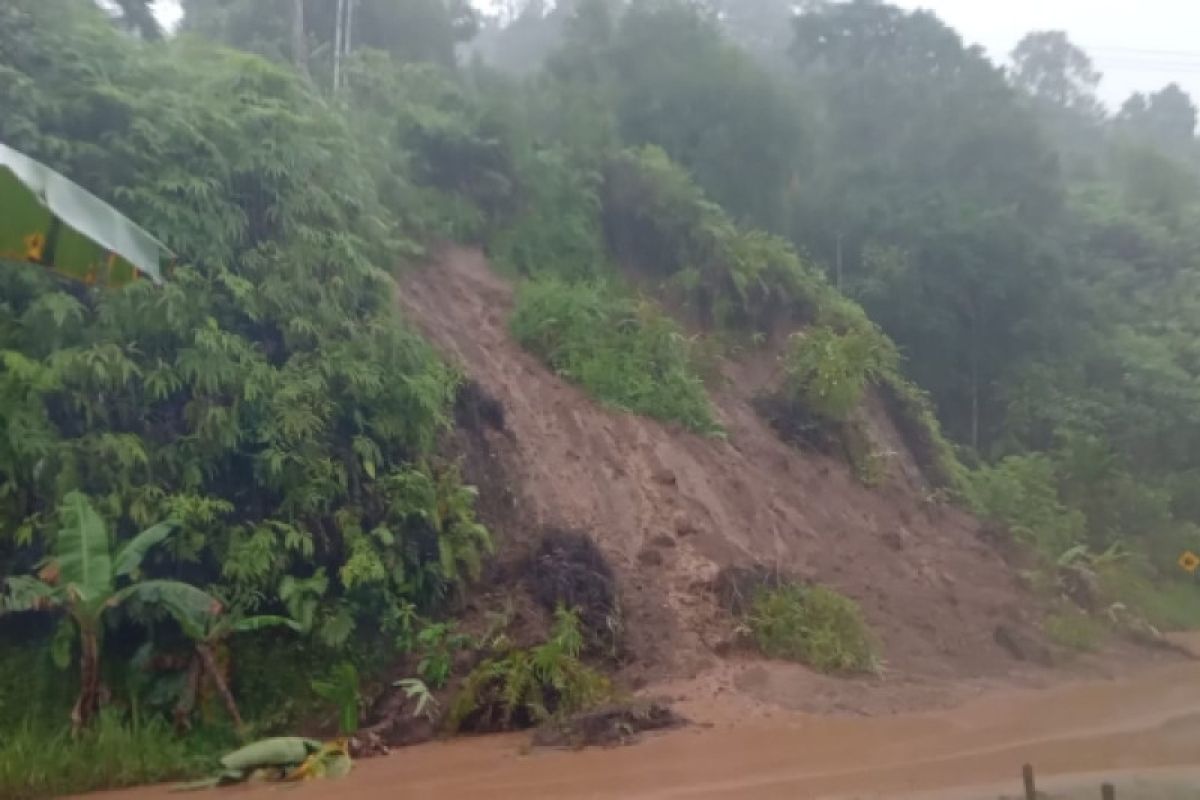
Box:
[86,656,1200,800]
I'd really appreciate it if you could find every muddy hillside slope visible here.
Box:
[398,246,1042,683]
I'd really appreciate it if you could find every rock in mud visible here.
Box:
[993,623,1053,665]
[530,701,686,749]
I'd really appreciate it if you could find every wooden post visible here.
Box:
[1022,763,1036,800]
[1102,783,1115,800]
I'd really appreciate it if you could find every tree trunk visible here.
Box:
[173,654,203,732]
[71,630,101,733]
[197,642,244,730]
[291,0,309,76]
[332,0,347,94]
[969,311,980,452]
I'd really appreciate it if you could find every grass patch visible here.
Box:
[511,278,719,433]
[1098,565,1200,631]
[1042,609,1109,652]
[0,711,212,800]
[746,583,877,673]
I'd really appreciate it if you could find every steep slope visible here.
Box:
[399,246,1044,687]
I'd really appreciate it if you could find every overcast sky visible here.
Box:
[153,0,1200,110]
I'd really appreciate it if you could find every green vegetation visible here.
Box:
[7,0,1200,791]
[2,493,216,731]
[448,607,610,731]
[0,712,210,800]
[782,327,897,422]
[745,583,877,674]
[311,662,362,735]
[511,278,718,433]
[1043,610,1109,653]
[1,0,499,787]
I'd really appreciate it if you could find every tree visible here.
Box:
[1,493,216,731]
[182,0,477,71]
[291,0,309,75]
[173,600,300,731]
[1117,84,1199,155]
[789,0,1062,448]
[111,0,162,40]
[1010,31,1102,116]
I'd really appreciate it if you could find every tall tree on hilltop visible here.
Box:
[789,0,1062,449]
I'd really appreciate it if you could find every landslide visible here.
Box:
[398,246,1048,692]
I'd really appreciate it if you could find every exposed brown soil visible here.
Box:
[398,246,1057,696]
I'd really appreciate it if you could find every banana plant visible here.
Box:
[1,492,217,732]
[174,599,301,732]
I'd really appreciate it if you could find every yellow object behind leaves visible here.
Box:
[285,739,353,782]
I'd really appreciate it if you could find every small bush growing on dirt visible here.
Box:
[878,376,966,491]
[448,607,610,732]
[511,278,718,433]
[1042,610,1109,652]
[783,326,897,422]
[965,454,1086,558]
[746,584,877,674]
[1096,563,1200,631]
[527,529,621,656]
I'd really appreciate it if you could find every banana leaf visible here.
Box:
[0,141,170,287]
[219,737,322,771]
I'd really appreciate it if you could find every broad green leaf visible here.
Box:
[0,141,170,287]
[1,575,62,613]
[112,521,178,578]
[113,580,219,641]
[56,492,113,603]
[231,614,302,634]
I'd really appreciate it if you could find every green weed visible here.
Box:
[746,584,877,673]
[511,278,719,433]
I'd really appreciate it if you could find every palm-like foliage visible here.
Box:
[2,492,216,731]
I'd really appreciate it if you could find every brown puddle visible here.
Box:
[85,652,1200,800]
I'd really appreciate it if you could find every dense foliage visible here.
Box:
[0,0,503,759]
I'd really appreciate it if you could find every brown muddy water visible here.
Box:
[88,658,1200,800]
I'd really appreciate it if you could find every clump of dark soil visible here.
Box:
[530,701,686,749]
[753,393,839,455]
[715,565,793,616]
[455,378,506,433]
[526,529,620,655]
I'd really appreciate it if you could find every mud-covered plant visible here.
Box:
[448,607,610,732]
[393,678,440,721]
[746,583,877,674]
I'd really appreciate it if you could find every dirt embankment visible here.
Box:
[399,246,1064,691]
